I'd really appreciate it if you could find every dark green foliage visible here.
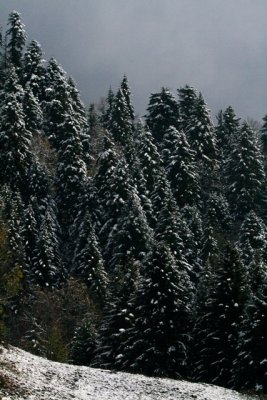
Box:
[120,75,135,120]
[6,11,26,70]
[32,201,63,288]
[0,68,32,194]
[109,87,134,146]
[70,319,97,365]
[146,87,179,144]
[192,244,248,387]
[91,259,138,369]
[226,122,265,219]
[177,85,198,132]
[187,93,217,166]
[72,212,108,302]
[235,273,267,392]
[163,126,200,207]
[116,243,193,378]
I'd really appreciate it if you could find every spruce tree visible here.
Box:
[235,272,267,392]
[0,67,32,194]
[109,88,134,146]
[6,11,26,71]
[22,40,46,98]
[104,191,152,283]
[146,87,179,145]
[72,212,108,302]
[225,122,265,219]
[32,200,63,288]
[117,243,193,378]
[177,85,198,132]
[186,93,217,166]
[192,243,247,387]
[101,87,114,130]
[120,75,135,120]
[91,259,138,369]
[55,115,87,229]
[162,126,200,208]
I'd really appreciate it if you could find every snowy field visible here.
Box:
[0,345,259,400]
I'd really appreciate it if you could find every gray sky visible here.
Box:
[1,0,267,120]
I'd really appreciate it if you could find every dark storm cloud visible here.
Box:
[1,0,267,120]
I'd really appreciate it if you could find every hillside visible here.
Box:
[0,345,259,400]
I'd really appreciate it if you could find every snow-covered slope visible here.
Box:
[0,345,258,400]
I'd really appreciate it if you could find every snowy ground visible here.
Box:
[0,345,259,400]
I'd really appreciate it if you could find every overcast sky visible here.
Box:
[1,0,267,120]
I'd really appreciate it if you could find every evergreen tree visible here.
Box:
[155,194,192,278]
[162,126,199,207]
[21,203,39,281]
[225,122,265,219]
[186,93,217,166]
[216,106,240,162]
[109,88,134,146]
[235,271,267,392]
[146,87,179,145]
[192,243,247,387]
[101,87,114,129]
[177,85,198,132]
[117,243,193,378]
[22,40,46,98]
[0,67,32,194]
[72,212,108,302]
[134,121,163,196]
[120,75,135,120]
[32,201,63,288]
[56,115,87,229]
[91,259,138,369]
[105,191,152,283]
[6,11,26,70]
[22,84,43,133]
[70,319,97,366]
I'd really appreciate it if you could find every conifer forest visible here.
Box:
[1,11,267,394]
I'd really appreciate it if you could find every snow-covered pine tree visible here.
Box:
[155,193,192,279]
[67,77,91,165]
[234,270,267,392]
[95,136,134,246]
[5,11,26,71]
[101,87,115,130]
[72,211,108,302]
[21,202,39,281]
[116,242,193,378]
[109,87,134,147]
[32,200,63,288]
[120,75,135,121]
[22,84,43,133]
[91,259,138,370]
[192,243,248,387]
[237,211,267,292]
[104,191,152,287]
[134,121,164,196]
[216,106,240,163]
[225,122,265,220]
[70,319,97,366]
[177,85,198,132]
[22,40,46,98]
[146,87,179,145]
[186,93,217,167]
[162,126,200,208]
[0,67,32,195]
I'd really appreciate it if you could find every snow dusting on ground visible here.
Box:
[0,345,259,400]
